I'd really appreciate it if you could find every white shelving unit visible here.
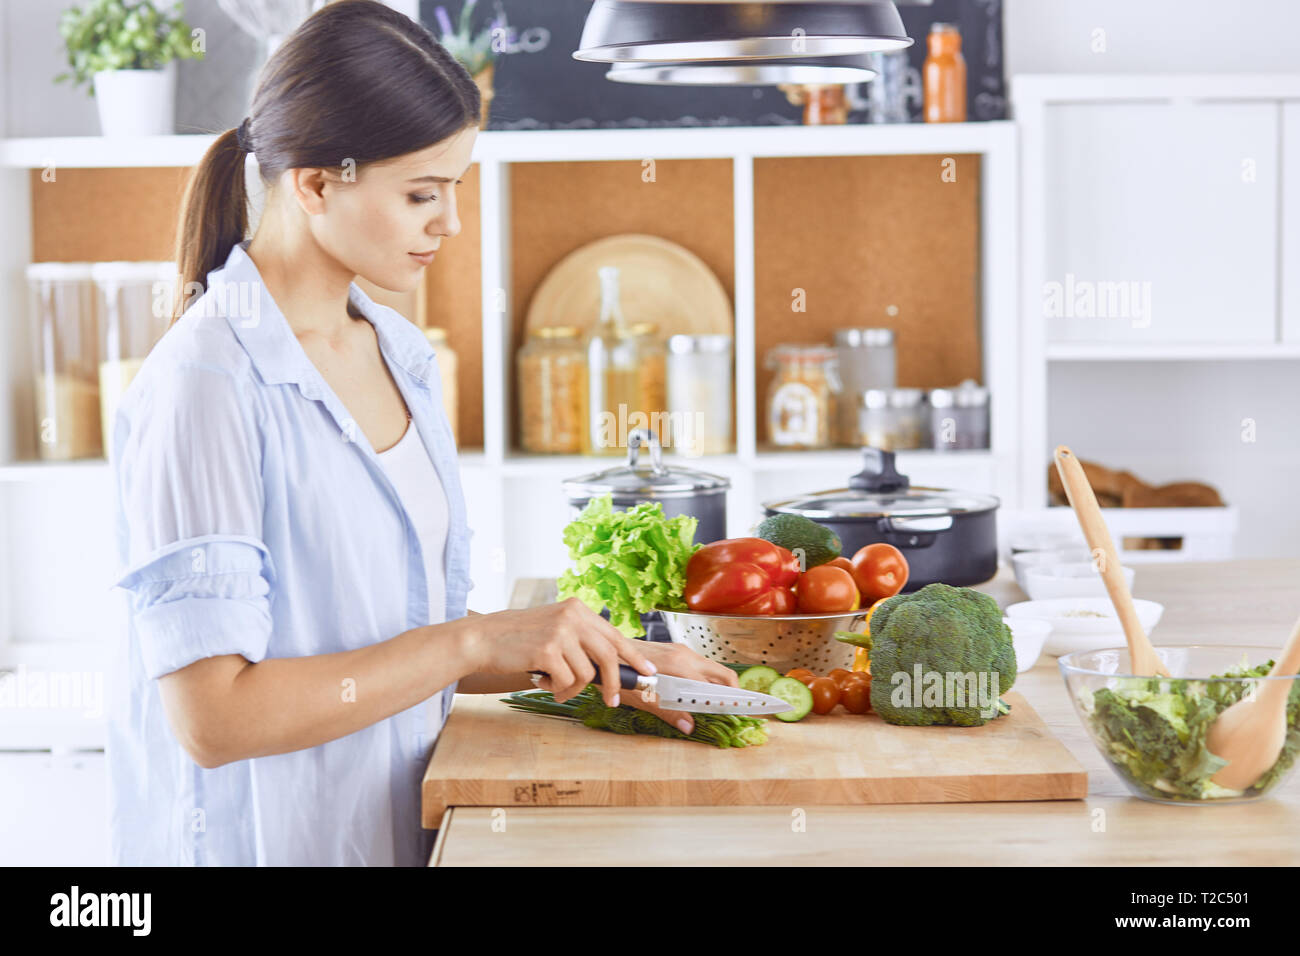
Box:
[1009,74,1300,555]
[0,123,1019,746]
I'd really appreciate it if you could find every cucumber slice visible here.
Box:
[767,676,814,722]
[738,665,782,695]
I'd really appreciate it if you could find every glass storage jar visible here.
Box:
[92,261,174,455]
[851,387,926,450]
[928,380,989,450]
[27,263,102,460]
[518,326,587,454]
[423,327,459,445]
[833,328,896,444]
[765,345,840,449]
[666,334,733,457]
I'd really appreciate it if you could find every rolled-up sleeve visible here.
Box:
[112,363,276,680]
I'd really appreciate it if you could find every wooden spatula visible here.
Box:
[1053,446,1169,677]
[1207,614,1300,790]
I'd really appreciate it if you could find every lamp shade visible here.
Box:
[574,0,912,63]
[605,54,877,86]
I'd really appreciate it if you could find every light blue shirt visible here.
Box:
[107,240,472,866]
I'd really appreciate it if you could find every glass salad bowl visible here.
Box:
[1060,645,1300,805]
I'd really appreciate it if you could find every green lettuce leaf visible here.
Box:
[556,494,699,638]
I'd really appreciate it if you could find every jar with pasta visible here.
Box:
[765,345,840,449]
[518,326,587,453]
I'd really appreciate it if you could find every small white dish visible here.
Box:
[1022,561,1136,601]
[1003,616,1050,672]
[1005,597,1164,657]
[1011,547,1092,592]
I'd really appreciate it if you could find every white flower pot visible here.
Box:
[92,63,175,137]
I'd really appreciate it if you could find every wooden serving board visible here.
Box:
[421,691,1086,825]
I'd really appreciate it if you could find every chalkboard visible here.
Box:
[418,0,1005,129]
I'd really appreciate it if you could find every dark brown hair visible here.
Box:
[171,0,480,324]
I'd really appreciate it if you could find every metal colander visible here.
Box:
[657,607,870,673]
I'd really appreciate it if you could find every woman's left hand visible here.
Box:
[620,641,739,736]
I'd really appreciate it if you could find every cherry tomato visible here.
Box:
[795,565,859,614]
[840,680,871,714]
[842,670,872,687]
[828,668,854,688]
[849,544,909,604]
[785,668,816,686]
[824,556,855,575]
[808,677,842,715]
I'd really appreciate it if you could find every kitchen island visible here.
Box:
[425,559,1300,866]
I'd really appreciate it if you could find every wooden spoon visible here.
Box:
[1053,445,1169,677]
[1207,614,1300,790]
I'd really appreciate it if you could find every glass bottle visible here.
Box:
[584,266,639,455]
[765,345,840,450]
[923,23,966,123]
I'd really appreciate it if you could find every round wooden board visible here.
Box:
[525,234,733,340]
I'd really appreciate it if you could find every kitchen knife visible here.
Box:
[528,662,792,715]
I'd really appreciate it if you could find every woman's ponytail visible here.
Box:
[171,127,250,326]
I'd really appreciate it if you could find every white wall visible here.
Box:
[1006,0,1300,75]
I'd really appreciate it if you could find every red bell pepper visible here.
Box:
[684,538,800,614]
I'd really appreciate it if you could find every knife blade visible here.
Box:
[527,662,792,715]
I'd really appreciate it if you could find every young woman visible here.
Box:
[108,0,737,867]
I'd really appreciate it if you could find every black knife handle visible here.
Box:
[528,661,641,691]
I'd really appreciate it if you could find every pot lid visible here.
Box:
[764,486,999,520]
[563,428,730,498]
[762,447,998,519]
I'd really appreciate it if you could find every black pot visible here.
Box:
[762,448,999,590]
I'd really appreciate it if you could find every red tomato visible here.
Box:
[688,538,800,588]
[786,668,817,686]
[824,556,855,575]
[840,680,871,714]
[795,565,859,614]
[849,544,909,604]
[684,562,768,612]
[827,668,854,688]
[808,677,842,715]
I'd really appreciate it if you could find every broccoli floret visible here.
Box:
[867,583,1017,727]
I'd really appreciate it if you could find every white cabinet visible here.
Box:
[1284,102,1300,344]
[1043,102,1278,345]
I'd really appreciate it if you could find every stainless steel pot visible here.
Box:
[762,448,999,589]
[562,428,730,544]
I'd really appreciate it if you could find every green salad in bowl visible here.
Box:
[1060,646,1300,804]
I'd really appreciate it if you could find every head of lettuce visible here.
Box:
[556,494,700,638]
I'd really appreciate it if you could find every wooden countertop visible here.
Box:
[430,559,1300,866]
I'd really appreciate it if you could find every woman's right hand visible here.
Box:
[461,597,656,707]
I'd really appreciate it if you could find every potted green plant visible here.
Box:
[56,0,204,137]
[432,0,505,126]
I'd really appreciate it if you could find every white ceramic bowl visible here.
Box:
[1021,561,1136,601]
[1011,547,1092,592]
[1002,616,1050,672]
[1004,597,1165,657]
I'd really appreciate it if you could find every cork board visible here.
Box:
[509,158,734,450]
[753,154,982,446]
[30,167,189,262]
[29,164,485,449]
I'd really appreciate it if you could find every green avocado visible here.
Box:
[755,513,841,569]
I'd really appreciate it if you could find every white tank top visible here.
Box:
[374,418,449,628]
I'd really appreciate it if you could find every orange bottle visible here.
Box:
[923,22,966,123]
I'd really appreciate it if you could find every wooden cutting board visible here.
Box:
[421,691,1087,825]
